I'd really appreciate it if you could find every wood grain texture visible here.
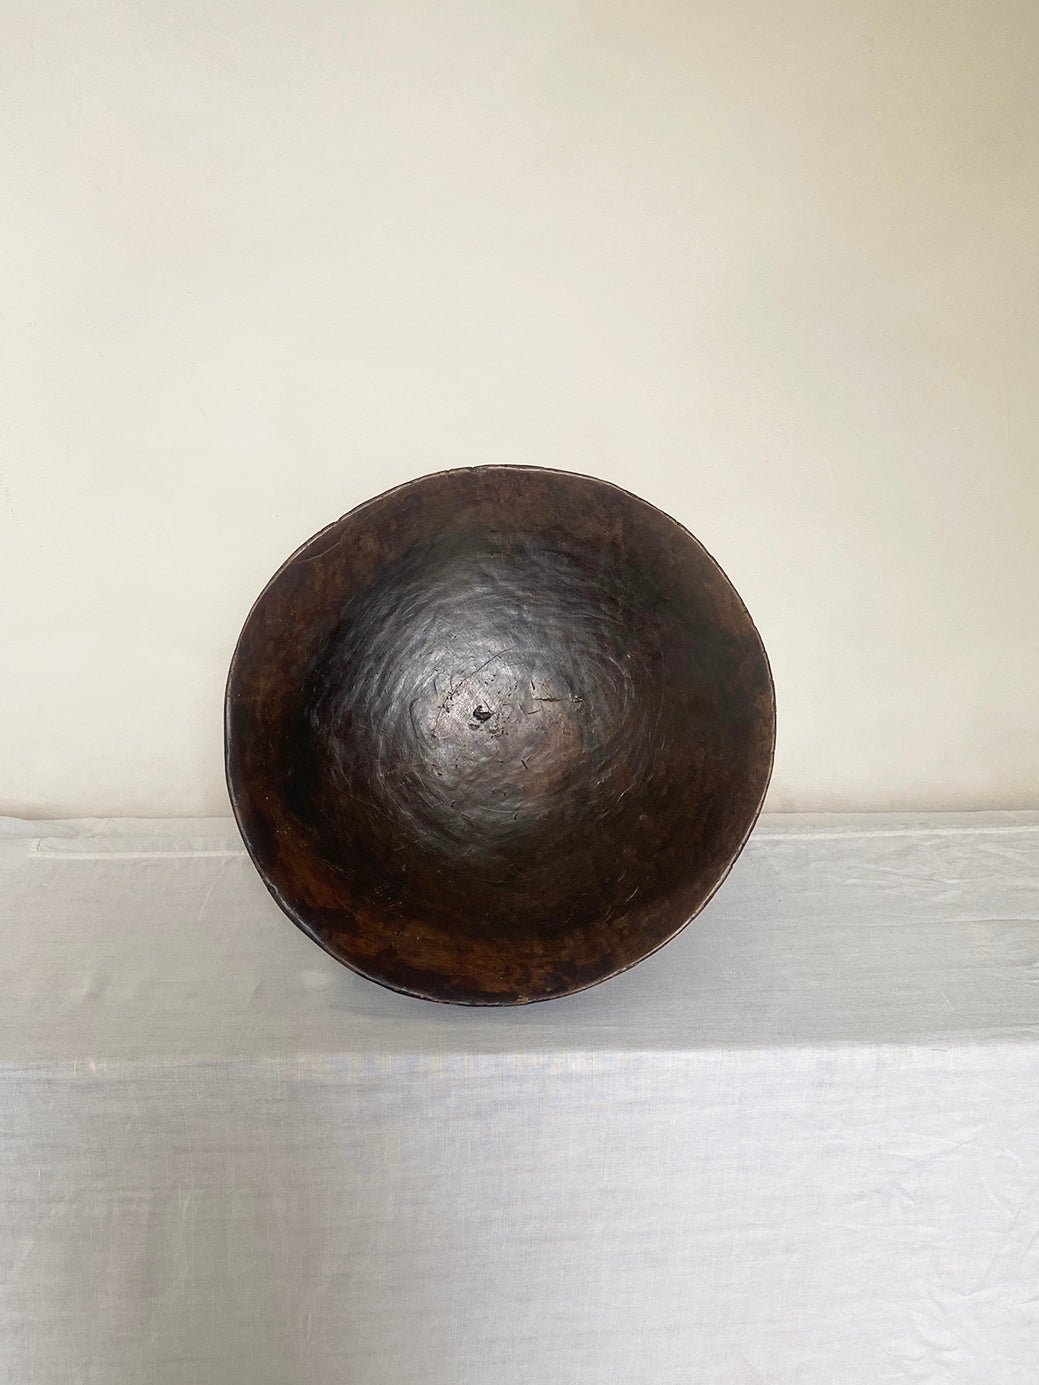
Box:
[225,467,775,1004]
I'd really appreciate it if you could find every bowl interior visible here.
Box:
[226,468,774,1004]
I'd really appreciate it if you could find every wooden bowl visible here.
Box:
[225,467,775,1004]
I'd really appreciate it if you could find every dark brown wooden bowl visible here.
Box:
[225,467,775,1005]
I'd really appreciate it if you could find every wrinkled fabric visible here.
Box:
[1,812,1038,1383]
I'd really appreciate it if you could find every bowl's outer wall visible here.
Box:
[226,467,775,1004]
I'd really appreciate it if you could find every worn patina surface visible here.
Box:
[226,467,775,1004]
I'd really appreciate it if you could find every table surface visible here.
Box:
[3,810,1038,1062]
[3,811,1038,1385]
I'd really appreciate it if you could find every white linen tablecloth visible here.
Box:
[2,811,1038,1384]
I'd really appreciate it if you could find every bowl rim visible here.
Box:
[224,463,776,1005]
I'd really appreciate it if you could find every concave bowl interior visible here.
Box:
[226,467,775,1005]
